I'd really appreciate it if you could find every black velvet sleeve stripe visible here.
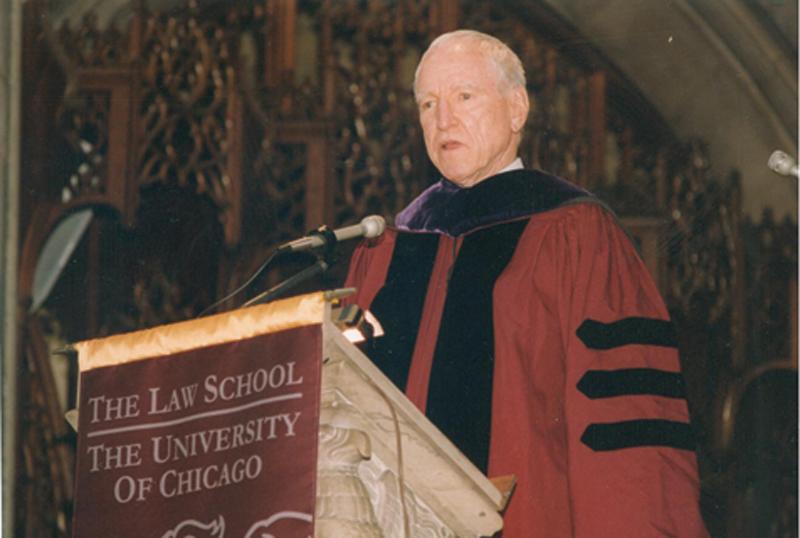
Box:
[580,420,695,451]
[576,317,677,350]
[577,369,686,399]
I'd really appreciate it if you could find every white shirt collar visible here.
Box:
[498,157,523,175]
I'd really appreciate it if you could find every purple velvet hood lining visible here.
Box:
[394,169,592,236]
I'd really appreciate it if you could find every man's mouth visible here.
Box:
[440,140,463,151]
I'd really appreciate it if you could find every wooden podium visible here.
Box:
[318,292,505,536]
[71,291,506,537]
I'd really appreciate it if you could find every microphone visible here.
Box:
[278,215,386,252]
[767,150,799,178]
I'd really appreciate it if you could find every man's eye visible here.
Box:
[459,92,472,101]
[420,100,435,110]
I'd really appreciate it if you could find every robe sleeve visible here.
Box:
[553,203,707,537]
[342,229,397,310]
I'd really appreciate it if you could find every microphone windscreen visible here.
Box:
[361,215,386,238]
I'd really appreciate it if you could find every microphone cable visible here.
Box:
[195,248,282,318]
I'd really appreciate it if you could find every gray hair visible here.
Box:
[413,29,527,99]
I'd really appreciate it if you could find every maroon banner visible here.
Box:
[73,324,321,537]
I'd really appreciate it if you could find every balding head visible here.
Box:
[414,30,527,100]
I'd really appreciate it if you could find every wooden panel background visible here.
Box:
[15,1,797,536]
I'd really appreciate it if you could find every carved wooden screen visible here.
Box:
[307,0,437,224]
[16,1,797,536]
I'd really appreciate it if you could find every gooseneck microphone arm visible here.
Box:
[242,258,330,307]
[246,215,386,305]
[196,215,387,316]
[277,215,386,252]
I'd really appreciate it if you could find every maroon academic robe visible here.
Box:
[344,169,708,537]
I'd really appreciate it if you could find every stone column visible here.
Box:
[0,0,22,534]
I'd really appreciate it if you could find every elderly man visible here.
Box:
[345,30,708,536]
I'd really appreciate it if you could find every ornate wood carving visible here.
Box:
[18,317,75,538]
[56,13,130,67]
[264,0,297,87]
[55,5,245,245]
[17,1,798,536]
[742,211,797,363]
[59,68,137,224]
[134,6,243,245]
[664,142,743,365]
[305,0,438,224]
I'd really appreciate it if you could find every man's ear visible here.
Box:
[509,86,530,133]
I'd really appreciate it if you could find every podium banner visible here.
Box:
[72,294,325,537]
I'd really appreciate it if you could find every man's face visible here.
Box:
[415,43,528,187]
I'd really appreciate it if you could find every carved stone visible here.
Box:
[316,388,458,537]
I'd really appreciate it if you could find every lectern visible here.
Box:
[71,291,507,537]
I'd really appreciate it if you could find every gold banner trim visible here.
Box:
[75,292,326,371]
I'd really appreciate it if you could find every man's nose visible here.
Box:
[436,99,456,129]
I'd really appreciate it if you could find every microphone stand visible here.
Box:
[242,256,330,307]
[242,226,339,308]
